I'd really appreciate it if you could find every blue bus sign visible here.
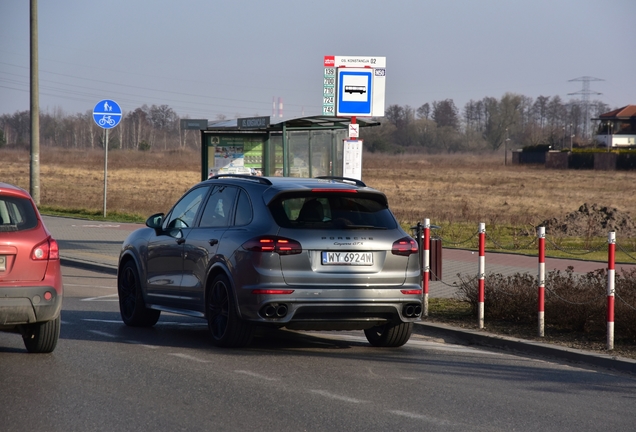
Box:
[93,99,122,129]
[336,69,373,116]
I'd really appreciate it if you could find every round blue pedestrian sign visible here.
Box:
[93,99,122,129]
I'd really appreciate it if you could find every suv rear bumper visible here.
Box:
[241,294,423,329]
[0,286,63,328]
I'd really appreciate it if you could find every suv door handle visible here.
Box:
[208,239,219,246]
[176,238,185,245]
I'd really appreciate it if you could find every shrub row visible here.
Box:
[457,267,636,339]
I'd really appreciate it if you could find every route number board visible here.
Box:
[323,67,336,115]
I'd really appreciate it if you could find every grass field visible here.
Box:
[4,148,636,222]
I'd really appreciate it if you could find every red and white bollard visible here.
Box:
[478,223,486,329]
[607,231,616,351]
[537,227,545,337]
[423,218,430,317]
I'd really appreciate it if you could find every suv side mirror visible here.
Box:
[146,213,164,232]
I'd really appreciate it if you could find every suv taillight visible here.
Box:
[391,237,418,256]
[242,236,302,255]
[32,237,60,261]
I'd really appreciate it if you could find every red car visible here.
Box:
[0,183,63,353]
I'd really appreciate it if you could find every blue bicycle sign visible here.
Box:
[93,99,122,129]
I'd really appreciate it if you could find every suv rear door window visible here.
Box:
[199,186,238,228]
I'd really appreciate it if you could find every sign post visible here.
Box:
[93,99,122,217]
[323,56,386,180]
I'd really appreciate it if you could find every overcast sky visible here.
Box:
[1,0,635,120]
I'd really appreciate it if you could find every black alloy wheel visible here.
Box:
[118,261,161,327]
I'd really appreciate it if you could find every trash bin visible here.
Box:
[429,237,442,281]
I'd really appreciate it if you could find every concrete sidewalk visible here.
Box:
[43,215,636,374]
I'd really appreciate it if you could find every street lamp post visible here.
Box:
[562,126,566,150]
[504,128,510,166]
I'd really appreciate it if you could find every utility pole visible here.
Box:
[30,0,40,204]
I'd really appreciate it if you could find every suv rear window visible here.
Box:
[0,196,38,232]
[269,193,397,230]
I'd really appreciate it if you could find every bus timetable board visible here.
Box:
[322,56,386,117]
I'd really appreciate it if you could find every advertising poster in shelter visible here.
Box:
[208,136,263,177]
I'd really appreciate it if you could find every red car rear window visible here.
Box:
[0,196,38,232]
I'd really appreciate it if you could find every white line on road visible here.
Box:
[309,390,367,404]
[83,319,123,324]
[72,224,121,228]
[388,410,457,427]
[169,353,210,363]
[64,283,115,289]
[81,318,205,327]
[316,332,501,356]
[81,294,119,301]
[234,370,278,381]
[88,330,118,338]
[124,341,160,349]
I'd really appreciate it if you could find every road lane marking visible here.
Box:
[72,224,122,228]
[388,410,458,427]
[316,333,501,356]
[81,294,119,301]
[234,370,278,381]
[83,319,123,324]
[169,353,210,363]
[309,390,367,404]
[124,341,160,349]
[81,319,205,327]
[64,283,115,289]
[88,330,118,338]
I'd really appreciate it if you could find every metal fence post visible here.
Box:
[478,223,486,329]
[538,227,545,337]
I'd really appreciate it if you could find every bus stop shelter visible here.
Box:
[196,115,379,181]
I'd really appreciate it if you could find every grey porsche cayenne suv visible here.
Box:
[118,175,422,348]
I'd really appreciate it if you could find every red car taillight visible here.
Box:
[31,237,60,261]
[391,237,418,256]
[242,236,302,255]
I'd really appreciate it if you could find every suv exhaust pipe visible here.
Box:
[403,303,422,318]
[260,303,288,319]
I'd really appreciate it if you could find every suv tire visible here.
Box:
[207,274,253,348]
[364,321,413,347]
[118,261,161,327]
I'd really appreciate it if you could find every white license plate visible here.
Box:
[0,256,5,271]
[321,252,373,266]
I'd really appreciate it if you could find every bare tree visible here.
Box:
[432,99,459,130]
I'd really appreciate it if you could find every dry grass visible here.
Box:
[2,148,636,226]
[363,152,636,228]
[2,148,200,218]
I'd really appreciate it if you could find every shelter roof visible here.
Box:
[206,115,380,131]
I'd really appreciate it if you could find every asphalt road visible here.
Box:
[1,265,636,432]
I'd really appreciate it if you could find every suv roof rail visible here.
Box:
[315,176,367,187]
[208,174,273,185]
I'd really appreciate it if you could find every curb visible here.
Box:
[61,257,118,276]
[414,321,636,375]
